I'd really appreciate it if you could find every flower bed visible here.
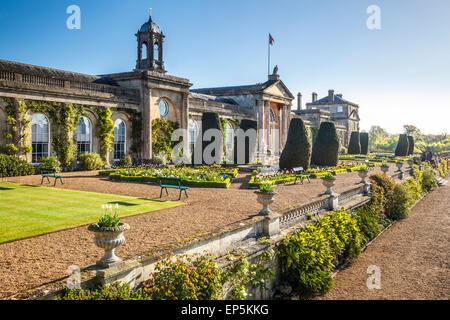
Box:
[99,165,238,188]
[248,162,381,188]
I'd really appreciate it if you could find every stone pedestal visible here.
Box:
[328,192,340,211]
[263,212,280,237]
[363,182,371,195]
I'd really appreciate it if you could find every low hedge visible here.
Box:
[108,172,231,188]
[0,154,35,178]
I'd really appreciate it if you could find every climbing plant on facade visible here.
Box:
[152,118,179,158]
[1,98,32,157]
[95,107,115,161]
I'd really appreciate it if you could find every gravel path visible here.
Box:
[0,166,393,298]
[318,182,450,300]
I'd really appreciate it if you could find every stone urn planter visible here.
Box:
[322,176,336,195]
[255,191,277,216]
[357,169,369,184]
[396,162,403,172]
[88,222,130,267]
[380,165,389,174]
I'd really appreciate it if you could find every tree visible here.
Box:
[279,118,312,170]
[348,131,361,154]
[360,132,369,155]
[403,125,423,141]
[368,126,388,151]
[311,122,340,167]
[407,136,414,155]
[395,134,409,156]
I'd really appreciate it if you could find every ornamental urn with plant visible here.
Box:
[357,165,369,184]
[88,204,130,267]
[396,160,404,171]
[321,172,336,195]
[381,162,389,174]
[254,182,276,216]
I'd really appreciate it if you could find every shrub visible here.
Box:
[58,282,151,300]
[152,151,169,165]
[340,146,347,154]
[389,183,412,220]
[311,122,340,167]
[402,178,421,202]
[348,132,361,155]
[395,134,409,157]
[354,206,381,243]
[145,253,223,300]
[369,172,395,218]
[192,112,223,165]
[78,152,105,171]
[279,118,311,170]
[233,119,257,164]
[118,154,132,168]
[360,132,369,155]
[407,136,414,155]
[421,167,437,192]
[0,154,35,178]
[39,156,61,172]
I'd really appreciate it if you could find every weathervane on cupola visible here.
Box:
[135,8,166,73]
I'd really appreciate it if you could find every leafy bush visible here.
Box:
[389,183,412,220]
[78,152,105,171]
[395,134,409,157]
[39,156,61,172]
[144,253,223,300]
[279,118,311,170]
[421,167,437,192]
[279,210,361,298]
[360,132,369,155]
[152,151,169,165]
[311,122,340,167]
[0,154,35,178]
[58,282,151,300]
[348,132,361,155]
[340,146,347,154]
[118,154,132,168]
[354,206,381,243]
[402,178,421,202]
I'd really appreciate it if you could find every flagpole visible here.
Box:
[268,34,270,76]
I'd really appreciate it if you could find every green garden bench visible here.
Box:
[293,167,311,185]
[40,168,64,186]
[157,177,189,201]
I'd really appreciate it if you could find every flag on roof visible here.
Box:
[269,33,274,46]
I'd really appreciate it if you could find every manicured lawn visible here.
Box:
[0,182,182,244]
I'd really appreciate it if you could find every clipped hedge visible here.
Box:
[311,122,340,167]
[279,118,312,170]
[233,119,257,164]
[348,132,361,155]
[395,134,409,157]
[407,136,414,155]
[192,112,223,165]
[0,154,35,178]
[360,132,369,155]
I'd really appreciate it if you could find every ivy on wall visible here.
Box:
[95,107,115,161]
[151,118,179,157]
[1,98,31,156]
[129,110,143,156]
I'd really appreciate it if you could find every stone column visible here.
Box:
[264,100,270,152]
[257,99,265,152]
[142,83,152,161]
[181,93,189,154]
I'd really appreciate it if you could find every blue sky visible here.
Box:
[0,0,449,134]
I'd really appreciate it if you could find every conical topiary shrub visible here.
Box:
[348,131,361,155]
[407,136,414,155]
[360,132,369,155]
[233,119,257,164]
[279,118,312,170]
[192,112,223,164]
[395,134,409,157]
[311,122,340,167]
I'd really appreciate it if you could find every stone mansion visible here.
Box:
[0,12,360,164]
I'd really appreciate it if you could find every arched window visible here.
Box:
[31,114,49,163]
[189,119,198,153]
[226,122,234,151]
[154,42,159,60]
[77,116,91,154]
[114,119,126,161]
[158,99,169,118]
[141,42,148,60]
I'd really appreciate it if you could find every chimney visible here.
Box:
[328,90,335,102]
[297,92,302,110]
[312,92,318,102]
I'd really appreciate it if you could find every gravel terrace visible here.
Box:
[318,182,450,300]
[0,166,395,298]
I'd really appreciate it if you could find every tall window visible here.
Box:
[77,116,91,154]
[158,99,169,118]
[31,114,49,163]
[142,42,148,60]
[114,119,126,161]
[154,42,159,60]
[226,122,234,151]
[189,119,198,151]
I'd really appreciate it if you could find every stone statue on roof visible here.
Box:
[273,65,278,75]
